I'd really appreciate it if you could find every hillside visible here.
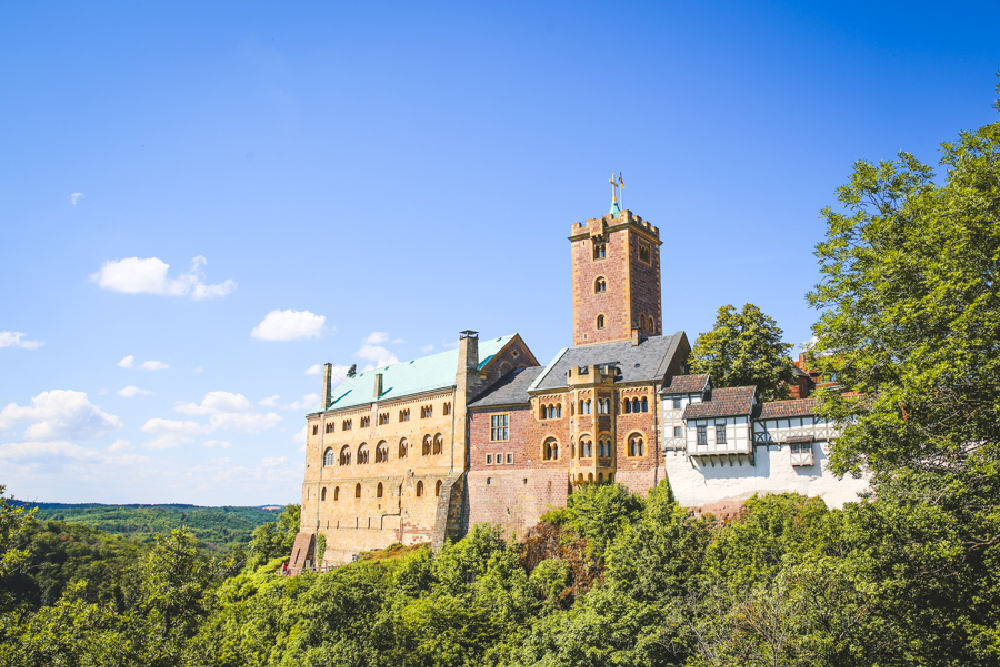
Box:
[9,501,282,551]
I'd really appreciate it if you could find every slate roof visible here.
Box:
[683,386,756,419]
[529,332,686,391]
[468,366,544,408]
[319,335,516,412]
[660,373,710,395]
[758,397,821,419]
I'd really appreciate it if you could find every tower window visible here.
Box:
[442,402,451,416]
[311,424,318,435]
[542,437,559,461]
[628,433,645,457]
[378,412,389,425]
[399,408,410,422]
[323,447,334,466]
[594,277,607,293]
[398,438,409,458]
[326,422,334,433]
[342,419,352,431]
[639,243,651,263]
[593,242,607,260]
[421,405,433,418]
[377,482,383,498]
[597,314,605,330]
[416,481,424,497]
[360,415,370,427]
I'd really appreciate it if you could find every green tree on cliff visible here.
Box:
[690,303,795,401]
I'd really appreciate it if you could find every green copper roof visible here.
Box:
[318,334,516,412]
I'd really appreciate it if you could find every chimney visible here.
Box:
[458,330,479,371]
[321,363,332,410]
[373,372,383,399]
[631,327,641,346]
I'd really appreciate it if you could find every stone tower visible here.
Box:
[569,208,662,346]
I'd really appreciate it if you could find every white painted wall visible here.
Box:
[663,441,868,508]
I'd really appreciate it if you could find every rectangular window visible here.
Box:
[639,243,651,263]
[593,242,607,260]
[506,453,513,464]
[672,397,681,409]
[360,416,370,427]
[697,424,708,445]
[311,424,318,435]
[716,424,727,444]
[486,454,492,465]
[378,412,389,425]
[673,426,682,437]
[442,402,451,416]
[490,413,509,442]
[399,408,410,422]
[421,405,432,418]
[326,422,334,433]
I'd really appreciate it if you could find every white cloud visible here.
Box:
[364,331,389,344]
[0,390,121,441]
[176,391,252,415]
[305,364,322,375]
[251,310,325,342]
[108,440,131,452]
[118,385,151,398]
[282,393,320,411]
[420,344,434,354]
[208,412,282,433]
[259,394,280,407]
[0,331,43,351]
[193,366,204,374]
[70,192,84,206]
[143,390,282,448]
[140,417,209,449]
[139,360,169,371]
[357,344,399,370]
[203,440,232,449]
[118,354,168,371]
[91,255,236,300]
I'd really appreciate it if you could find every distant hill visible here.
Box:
[10,501,285,551]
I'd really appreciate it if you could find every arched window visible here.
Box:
[355,483,361,498]
[580,438,592,457]
[375,441,389,463]
[594,276,607,293]
[628,433,645,457]
[598,472,604,482]
[436,480,442,496]
[339,445,351,465]
[323,447,334,466]
[422,435,432,455]
[377,482,383,498]
[398,438,408,458]
[631,397,640,413]
[357,443,370,464]
[416,480,424,497]
[321,487,327,501]
[588,473,594,482]
[334,486,340,501]
[597,314,605,330]
[432,434,443,455]
[542,437,559,461]
[541,404,548,419]
[623,398,631,414]
[555,403,562,418]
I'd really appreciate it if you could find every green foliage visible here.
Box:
[690,303,795,401]
[0,486,34,611]
[540,481,644,557]
[18,502,281,551]
[245,505,299,571]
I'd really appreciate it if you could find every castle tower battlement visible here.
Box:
[569,208,663,346]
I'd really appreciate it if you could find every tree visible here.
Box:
[0,486,33,611]
[805,79,1000,663]
[690,304,795,401]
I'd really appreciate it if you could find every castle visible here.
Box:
[288,196,867,571]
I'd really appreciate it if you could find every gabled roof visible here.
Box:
[469,366,544,408]
[529,332,686,391]
[660,373,710,395]
[319,335,516,412]
[758,397,821,419]
[683,386,756,419]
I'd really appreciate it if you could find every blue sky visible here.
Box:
[2,2,998,504]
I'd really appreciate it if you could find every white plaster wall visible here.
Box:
[664,442,869,509]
